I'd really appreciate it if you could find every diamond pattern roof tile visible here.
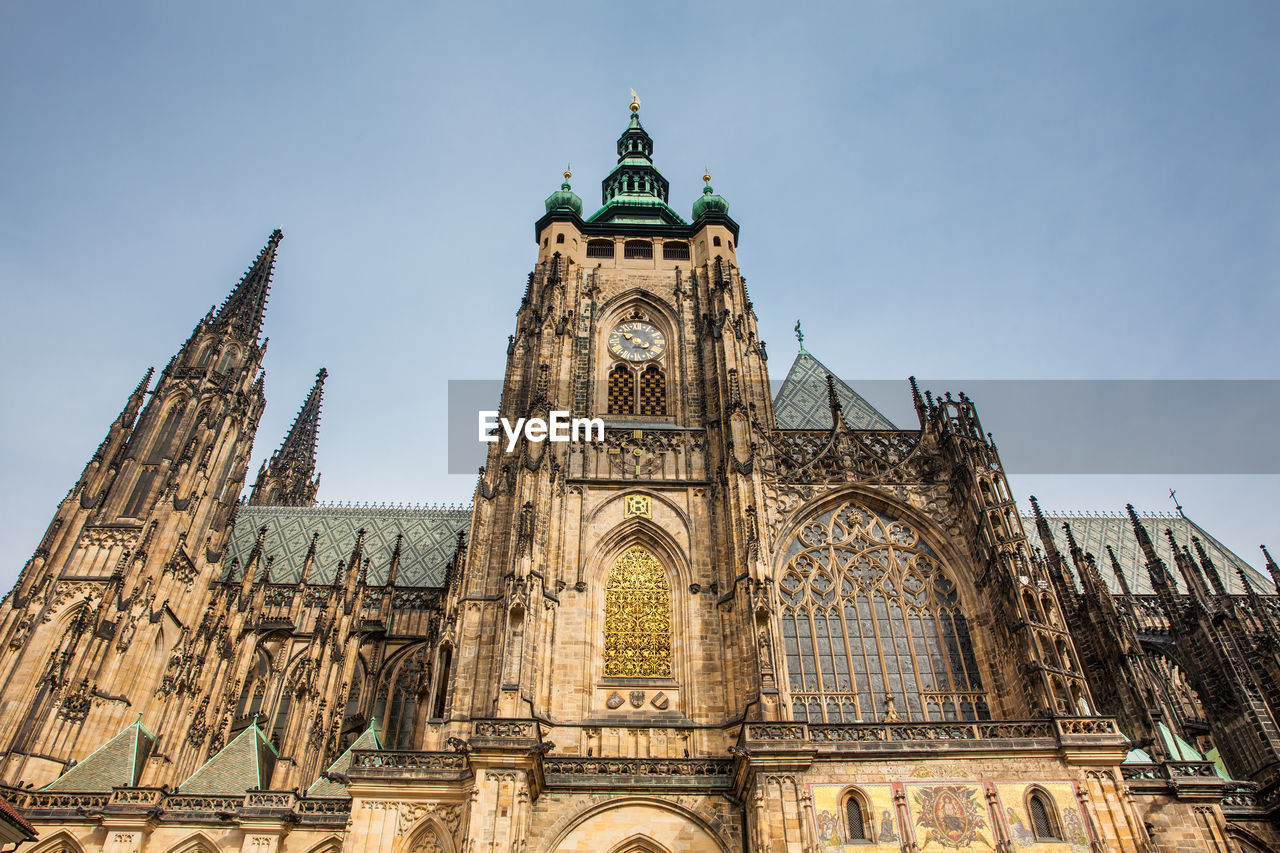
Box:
[226,505,470,587]
[43,718,155,792]
[1025,510,1273,596]
[773,351,896,431]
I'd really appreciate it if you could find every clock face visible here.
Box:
[608,322,665,362]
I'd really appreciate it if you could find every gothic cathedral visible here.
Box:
[3,103,1280,853]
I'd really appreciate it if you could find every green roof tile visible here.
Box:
[306,721,382,798]
[43,718,155,792]
[179,721,276,795]
[226,505,469,587]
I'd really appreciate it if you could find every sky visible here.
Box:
[1,2,1277,592]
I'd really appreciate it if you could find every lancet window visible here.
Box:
[779,500,987,723]
[376,645,431,749]
[608,364,636,415]
[603,546,672,678]
[638,365,667,415]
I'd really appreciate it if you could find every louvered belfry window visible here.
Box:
[608,364,635,415]
[638,365,666,415]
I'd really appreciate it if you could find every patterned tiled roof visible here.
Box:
[226,504,471,587]
[773,351,896,431]
[306,723,381,798]
[1025,510,1274,597]
[179,722,276,795]
[43,719,154,792]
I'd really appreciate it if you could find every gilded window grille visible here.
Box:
[603,546,672,678]
[608,364,635,414]
[638,365,666,415]
[779,500,987,723]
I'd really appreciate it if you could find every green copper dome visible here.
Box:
[544,179,583,216]
[692,181,729,220]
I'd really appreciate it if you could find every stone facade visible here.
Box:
[2,106,1280,853]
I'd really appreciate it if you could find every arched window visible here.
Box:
[779,500,987,723]
[195,345,213,368]
[378,645,430,749]
[233,649,271,737]
[662,242,690,260]
[587,239,614,258]
[432,645,452,719]
[1027,790,1060,840]
[624,240,653,259]
[556,233,565,244]
[638,365,666,415]
[603,546,672,678]
[608,364,635,415]
[713,235,722,247]
[146,405,185,464]
[215,349,237,374]
[122,469,158,518]
[844,791,869,841]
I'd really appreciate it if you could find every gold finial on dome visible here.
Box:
[629,88,641,113]
[703,167,711,183]
[564,164,572,180]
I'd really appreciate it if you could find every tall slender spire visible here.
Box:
[1105,545,1134,598]
[215,229,281,342]
[1262,545,1280,593]
[249,368,326,507]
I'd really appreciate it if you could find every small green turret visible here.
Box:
[692,171,729,220]
[544,168,583,216]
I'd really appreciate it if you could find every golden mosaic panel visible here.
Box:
[603,545,672,678]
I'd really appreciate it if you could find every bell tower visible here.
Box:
[444,97,773,752]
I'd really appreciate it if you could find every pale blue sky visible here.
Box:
[1,2,1277,589]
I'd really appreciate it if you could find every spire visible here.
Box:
[1106,545,1134,597]
[1127,505,1183,628]
[586,97,685,227]
[1029,496,1078,595]
[1262,545,1280,593]
[215,229,281,342]
[1165,529,1210,604]
[250,369,326,507]
[1191,536,1229,599]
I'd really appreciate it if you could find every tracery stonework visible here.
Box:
[603,546,672,678]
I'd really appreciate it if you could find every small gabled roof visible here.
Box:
[306,720,382,798]
[43,717,155,792]
[773,350,896,431]
[179,720,276,795]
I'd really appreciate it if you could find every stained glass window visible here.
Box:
[779,500,988,722]
[603,546,672,678]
